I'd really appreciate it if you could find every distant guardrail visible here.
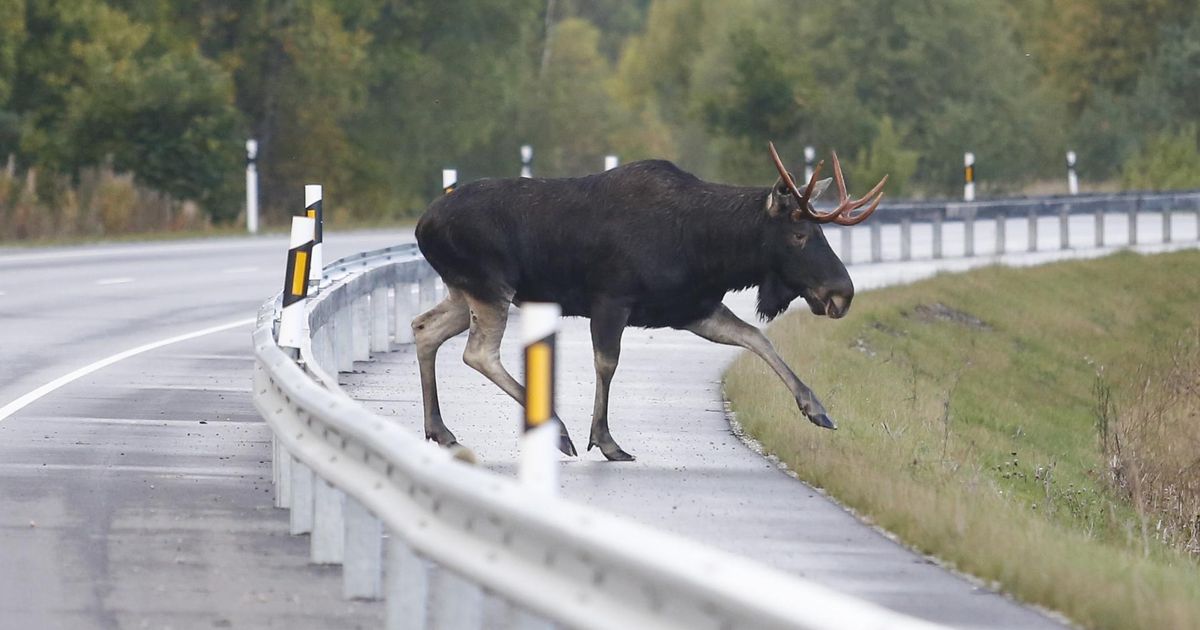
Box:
[251,244,949,630]
[824,190,1200,264]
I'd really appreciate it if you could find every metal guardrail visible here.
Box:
[251,244,949,630]
[824,190,1200,264]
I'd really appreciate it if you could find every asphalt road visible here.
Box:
[0,231,404,629]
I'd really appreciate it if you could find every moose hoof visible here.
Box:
[558,432,578,457]
[588,439,636,462]
[425,426,459,447]
[807,412,838,430]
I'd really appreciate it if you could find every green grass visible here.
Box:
[724,249,1200,629]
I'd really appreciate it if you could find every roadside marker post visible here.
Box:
[1066,151,1079,196]
[520,144,533,178]
[604,155,619,171]
[963,152,976,202]
[305,185,324,290]
[279,216,316,351]
[804,146,815,184]
[521,303,561,496]
[246,139,259,234]
[442,169,457,194]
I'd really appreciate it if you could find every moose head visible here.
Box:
[757,142,888,322]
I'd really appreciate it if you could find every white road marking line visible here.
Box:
[0,317,256,423]
[96,277,134,285]
[222,266,259,274]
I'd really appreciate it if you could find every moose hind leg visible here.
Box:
[588,302,634,461]
[685,304,836,429]
[461,295,578,456]
[413,288,470,446]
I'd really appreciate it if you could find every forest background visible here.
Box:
[1,0,1199,238]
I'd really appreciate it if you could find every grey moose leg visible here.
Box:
[588,302,634,461]
[412,288,471,446]
[685,304,836,429]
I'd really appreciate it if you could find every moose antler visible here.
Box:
[768,142,888,226]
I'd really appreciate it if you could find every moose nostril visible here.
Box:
[829,294,851,316]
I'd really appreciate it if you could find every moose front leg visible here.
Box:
[588,302,635,461]
[685,304,836,429]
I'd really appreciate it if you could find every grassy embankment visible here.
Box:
[724,250,1200,630]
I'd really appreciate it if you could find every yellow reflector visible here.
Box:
[526,342,551,425]
[292,250,308,296]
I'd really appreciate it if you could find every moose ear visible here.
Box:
[809,177,833,202]
[766,176,789,216]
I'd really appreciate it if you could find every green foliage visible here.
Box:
[1121,126,1200,191]
[849,117,919,198]
[1,0,1198,237]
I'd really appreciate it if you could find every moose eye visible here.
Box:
[790,232,808,247]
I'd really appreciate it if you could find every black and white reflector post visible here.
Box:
[604,155,619,171]
[520,144,533,178]
[442,169,457,194]
[305,185,324,288]
[246,139,259,234]
[964,152,976,202]
[521,303,561,495]
[279,216,316,351]
[1066,151,1079,196]
[804,146,815,184]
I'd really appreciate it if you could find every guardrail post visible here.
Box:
[932,210,944,259]
[273,434,292,508]
[1129,196,1140,245]
[900,217,912,261]
[1163,206,1172,243]
[290,459,315,535]
[1095,208,1105,247]
[963,206,975,257]
[419,274,439,313]
[311,479,346,564]
[395,283,419,344]
[353,296,371,362]
[1027,207,1038,252]
[371,286,390,352]
[430,569,482,630]
[343,498,383,600]
[337,307,355,373]
[840,227,852,264]
[869,221,882,262]
[1059,204,1070,250]
[386,537,428,630]
[994,211,1006,255]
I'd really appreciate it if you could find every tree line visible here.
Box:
[1,0,1198,236]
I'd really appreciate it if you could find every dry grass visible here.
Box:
[0,159,210,242]
[724,250,1200,630]
[1097,329,1200,556]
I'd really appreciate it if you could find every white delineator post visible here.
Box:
[604,155,619,171]
[305,185,324,289]
[520,144,533,178]
[521,303,561,496]
[1066,151,1079,196]
[804,146,816,184]
[246,139,259,234]
[442,169,457,194]
[278,216,316,350]
[963,152,976,202]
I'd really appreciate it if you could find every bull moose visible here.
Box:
[413,143,886,461]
